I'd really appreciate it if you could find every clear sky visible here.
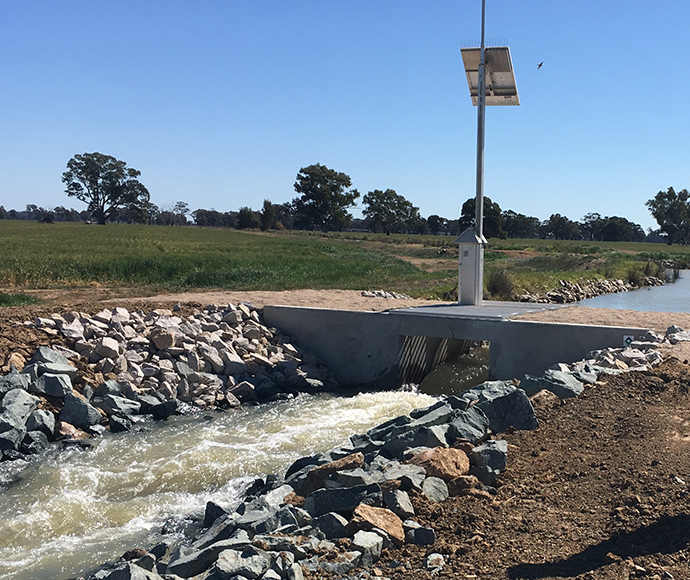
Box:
[1,0,688,231]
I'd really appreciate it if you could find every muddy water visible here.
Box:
[0,390,436,580]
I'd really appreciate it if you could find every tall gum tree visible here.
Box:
[62,152,151,225]
[292,163,359,231]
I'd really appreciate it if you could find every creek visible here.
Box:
[579,270,689,313]
[0,390,435,580]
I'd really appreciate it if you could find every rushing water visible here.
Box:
[0,390,436,580]
[578,270,690,312]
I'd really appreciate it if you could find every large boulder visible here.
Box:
[296,452,364,496]
[31,373,73,398]
[459,381,538,433]
[520,370,584,399]
[348,503,405,547]
[409,447,470,482]
[303,483,382,518]
[59,392,103,429]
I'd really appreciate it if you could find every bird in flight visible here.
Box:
[537,62,544,69]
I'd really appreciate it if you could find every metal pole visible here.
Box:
[475,0,486,239]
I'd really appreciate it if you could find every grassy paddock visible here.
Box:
[0,221,437,293]
[1,221,686,299]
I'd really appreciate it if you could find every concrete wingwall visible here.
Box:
[263,305,650,389]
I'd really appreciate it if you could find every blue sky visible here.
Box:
[1,1,688,231]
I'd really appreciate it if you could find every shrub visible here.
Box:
[486,269,514,301]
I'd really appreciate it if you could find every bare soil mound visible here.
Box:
[377,357,690,580]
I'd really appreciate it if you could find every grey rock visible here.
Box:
[352,530,383,567]
[325,467,378,488]
[318,551,361,575]
[168,530,250,577]
[204,501,231,528]
[445,406,490,444]
[31,373,73,398]
[303,483,382,517]
[109,415,133,433]
[460,381,538,433]
[421,477,448,502]
[378,461,427,491]
[192,514,241,550]
[59,392,102,429]
[30,346,71,366]
[520,370,584,399]
[470,439,508,486]
[366,415,412,442]
[26,409,56,439]
[96,337,120,359]
[382,425,449,458]
[228,381,258,403]
[20,430,50,455]
[0,425,26,451]
[237,506,299,536]
[90,562,164,579]
[0,368,30,398]
[383,489,415,519]
[150,400,179,420]
[211,545,271,579]
[314,512,349,539]
[394,403,454,435]
[424,552,445,571]
[93,395,141,416]
[35,361,80,379]
[93,380,123,398]
[406,526,437,545]
[1,388,39,428]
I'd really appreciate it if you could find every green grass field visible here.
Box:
[1,220,687,302]
[0,221,443,294]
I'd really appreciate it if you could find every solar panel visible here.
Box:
[461,47,519,106]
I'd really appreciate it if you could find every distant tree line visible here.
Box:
[1,153,686,244]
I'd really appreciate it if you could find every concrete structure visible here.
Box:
[263,302,649,390]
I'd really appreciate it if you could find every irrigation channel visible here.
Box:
[579,270,690,312]
[0,390,436,580]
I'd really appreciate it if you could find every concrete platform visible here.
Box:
[392,300,566,321]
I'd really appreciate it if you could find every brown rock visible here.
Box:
[409,447,470,482]
[447,475,482,496]
[57,421,90,440]
[4,352,26,372]
[529,389,561,411]
[349,503,405,547]
[283,492,305,507]
[297,452,365,496]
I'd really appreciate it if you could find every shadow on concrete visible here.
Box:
[507,513,690,579]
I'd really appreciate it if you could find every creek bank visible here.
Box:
[0,302,341,461]
[517,276,664,304]
[71,327,681,580]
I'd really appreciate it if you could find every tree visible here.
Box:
[260,199,276,231]
[172,201,190,217]
[544,213,581,240]
[362,189,421,234]
[459,196,504,238]
[292,164,359,231]
[427,215,448,236]
[646,187,690,245]
[237,206,260,229]
[502,210,540,239]
[62,152,151,225]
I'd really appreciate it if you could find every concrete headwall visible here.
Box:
[263,305,649,389]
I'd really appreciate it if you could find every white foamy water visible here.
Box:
[0,390,436,580]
